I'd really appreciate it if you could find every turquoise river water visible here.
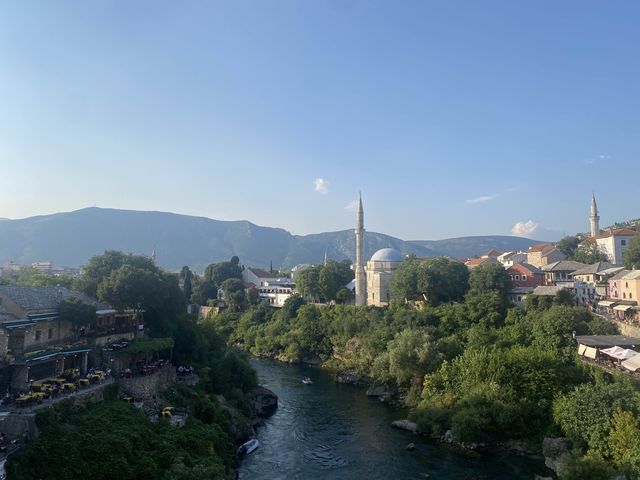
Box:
[238,358,553,480]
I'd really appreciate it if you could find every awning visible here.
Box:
[601,346,639,360]
[598,301,616,307]
[622,354,640,372]
[613,305,633,312]
[578,344,598,359]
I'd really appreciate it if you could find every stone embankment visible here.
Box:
[118,365,176,401]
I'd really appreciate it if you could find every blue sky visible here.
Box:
[1,1,639,241]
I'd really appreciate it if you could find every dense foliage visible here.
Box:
[210,261,640,478]
[6,390,237,480]
[294,260,354,303]
[75,251,185,336]
[391,257,469,304]
[58,297,96,327]
[623,235,640,269]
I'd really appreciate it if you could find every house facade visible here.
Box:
[527,244,567,268]
[506,263,545,288]
[582,228,639,265]
[0,286,139,392]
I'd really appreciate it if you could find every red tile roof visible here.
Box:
[482,248,502,257]
[528,244,552,252]
[247,267,274,278]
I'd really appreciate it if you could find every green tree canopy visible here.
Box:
[622,235,640,269]
[221,278,246,312]
[391,257,469,305]
[203,259,242,287]
[572,242,609,264]
[468,262,511,298]
[58,297,96,327]
[556,236,581,257]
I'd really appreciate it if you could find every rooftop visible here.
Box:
[0,286,107,315]
[370,248,404,262]
[572,261,614,276]
[541,260,588,272]
[575,335,640,348]
[532,285,567,296]
[528,243,553,253]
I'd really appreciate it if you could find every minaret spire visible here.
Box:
[590,192,600,237]
[354,192,367,306]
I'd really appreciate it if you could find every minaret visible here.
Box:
[590,192,600,237]
[151,248,157,265]
[355,193,367,306]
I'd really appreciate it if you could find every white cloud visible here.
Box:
[466,195,496,204]
[313,178,329,194]
[344,199,358,211]
[511,220,539,237]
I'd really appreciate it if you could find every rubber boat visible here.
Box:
[238,438,259,455]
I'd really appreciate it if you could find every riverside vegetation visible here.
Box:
[5,252,259,480]
[207,259,640,479]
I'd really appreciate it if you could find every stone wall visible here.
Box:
[118,365,176,401]
[612,319,640,338]
[0,413,38,441]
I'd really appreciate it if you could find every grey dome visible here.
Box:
[370,248,404,262]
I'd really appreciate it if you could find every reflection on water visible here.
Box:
[239,358,550,480]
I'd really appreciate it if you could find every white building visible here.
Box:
[242,267,294,307]
[582,228,638,265]
[498,251,528,267]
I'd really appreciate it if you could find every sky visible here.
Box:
[1,1,639,241]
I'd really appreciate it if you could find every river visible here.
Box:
[238,358,552,480]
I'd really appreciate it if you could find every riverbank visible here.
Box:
[238,357,553,480]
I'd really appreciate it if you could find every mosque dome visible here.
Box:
[370,248,404,262]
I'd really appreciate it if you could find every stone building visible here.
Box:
[0,286,139,392]
[366,248,404,307]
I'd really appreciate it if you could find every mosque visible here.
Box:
[354,195,405,307]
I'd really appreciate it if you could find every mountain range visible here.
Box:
[0,208,541,272]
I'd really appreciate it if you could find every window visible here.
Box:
[48,328,53,339]
[522,275,527,281]
[621,239,627,246]
[514,275,520,281]
[631,293,633,299]
[623,293,627,299]
[35,330,41,342]
[626,282,629,288]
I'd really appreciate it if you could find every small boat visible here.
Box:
[238,438,259,456]
[302,377,313,385]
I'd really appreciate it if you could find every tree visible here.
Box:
[468,262,511,298]
[180,266,193,302]
[190,278,218,306]
[391,257,469,305]
[557,236,581,257]
[246,286,260,306]
[319,260,354,302]
[58,297,96,327]
[221,278,246,312]
[75,250,157,298]
[572,242,609,264]
[623,235,640,269]
[97,265,164,312]
[553,382,640,458]
[203,259,242,287]
[295,266,321,300]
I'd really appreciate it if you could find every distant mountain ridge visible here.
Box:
[0,207,540,272]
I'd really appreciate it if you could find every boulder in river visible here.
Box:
[334,369,367,385]
[391,419,419,433]
[405,442,415,451]
[251,386,278,419]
